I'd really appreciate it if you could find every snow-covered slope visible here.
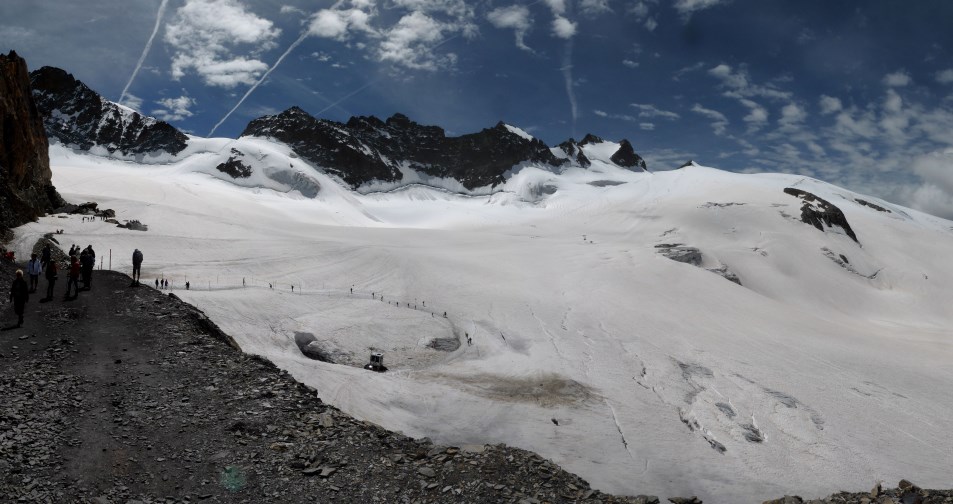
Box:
[12,138,953,502]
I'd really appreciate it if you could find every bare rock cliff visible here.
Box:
[0,50,62,231]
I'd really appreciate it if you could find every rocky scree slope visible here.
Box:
[240,107,647,190]
[30,66,188,156]
[0,51,62,232]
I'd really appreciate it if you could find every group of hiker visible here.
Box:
[7,243,102,328]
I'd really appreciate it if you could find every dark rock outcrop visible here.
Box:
[783,188,859,244]
[855,198,891,213]
[610,139,647,170]
[557,139,592,168]
[242,108,648,190]
[0,51,63,231]
[30,66,188,156]
[215,148,253,178]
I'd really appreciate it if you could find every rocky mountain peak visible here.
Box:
[609,139,647,171]
[579,133,604,145]
[30,66,188,156]
[0,51,63,230]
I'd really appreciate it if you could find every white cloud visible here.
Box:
[640,122,655,131]
[280,5,304,15]
[543,0,567,15]
[164,0,281,88]
[672,62,705,81]
[739,98,768,131]
[674,0,728,17]
[374,0,476,70]
[307,6,376,40]
[630,103,680,120]
[487,5,532,52]
[691,103,729,135]
[593,109,638,122]
[120,93,144,111]
[907,149,953,219]
[622,59,639,68]
[936,69,953,84]
[579,0,611,17]
[644,17,658,31]
[882,70,912,87]
[308,10,351,39]
[708,63,791,100]
[629,1,651,18]
[378,11,450,70]
[779,103,807,127]
[552,16,577,38]
[819,95,843,115]
[152,95,196,122]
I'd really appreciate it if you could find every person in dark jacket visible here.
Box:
[9,270,29,327]
[40,243,52,269]
[132,249,143,286]
[80,248,94,290]
[44,259,58,301]
[64,255,80,299]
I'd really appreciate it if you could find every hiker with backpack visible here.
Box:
[131,249,143,286]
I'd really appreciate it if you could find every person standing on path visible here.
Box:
[40,243,52,270]
[9,270,29,327]
[44,259,58,301]
[80,249,94,290]
[131,249,143,286]
[64,255,80,299]
[26,253,42,293]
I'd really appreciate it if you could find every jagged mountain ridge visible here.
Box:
[27,64,649,192]
[241,107,647,191]
[30,67,188,157]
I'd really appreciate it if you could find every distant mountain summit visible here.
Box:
[30,67,188,156]
[241,107,647,190]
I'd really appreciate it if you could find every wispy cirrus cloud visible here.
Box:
[691,103,729,135]
[673,0,729,18]
[630,103,680,120]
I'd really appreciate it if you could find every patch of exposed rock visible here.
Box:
[783,188,859,243]
[215,148,253,178]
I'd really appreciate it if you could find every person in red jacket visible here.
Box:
[64,255,81,299]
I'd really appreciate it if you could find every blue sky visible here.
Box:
[3,0,953,218]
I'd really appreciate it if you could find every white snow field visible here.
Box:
[13,138,953,502]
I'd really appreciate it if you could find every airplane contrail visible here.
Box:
[208,31,309,137]
[119,0,169,106]
[561,38,577,139]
